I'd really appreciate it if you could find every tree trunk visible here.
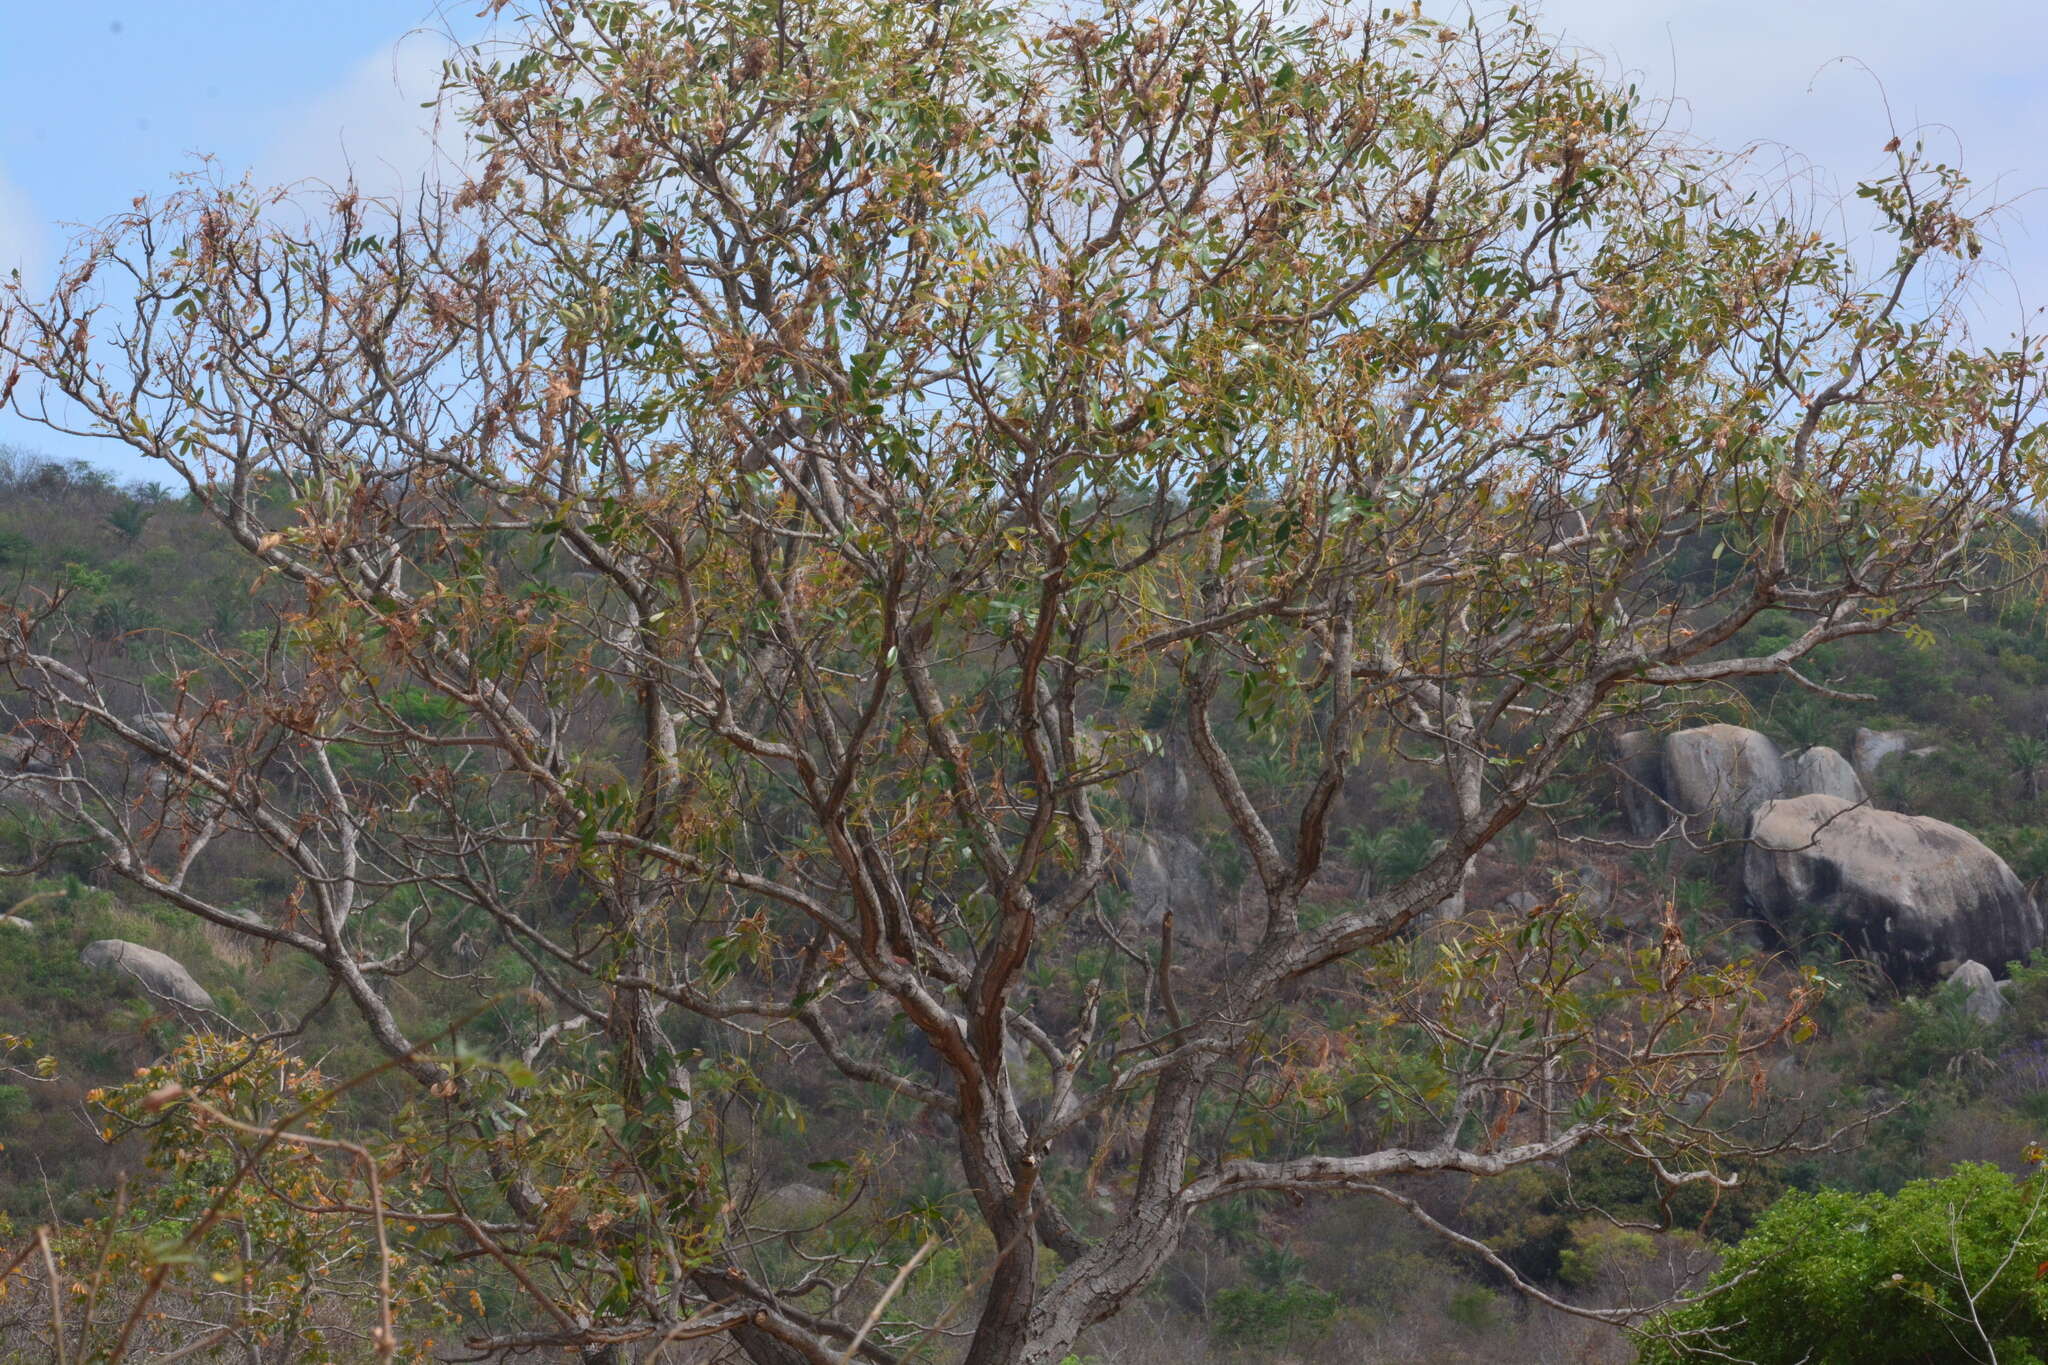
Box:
[962,1185,1040,1363]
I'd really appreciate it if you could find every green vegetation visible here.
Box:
[1,0,2047,1360]
[1645,1162,2048,1364]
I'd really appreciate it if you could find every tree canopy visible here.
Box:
[2,0,2043,1360]
[1644,1160,2048,1364]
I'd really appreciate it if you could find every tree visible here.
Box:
[1,0,2041,1359]
[1641,1160,2048,1364]
[2011,734,2047,803]
[103,498,154,545]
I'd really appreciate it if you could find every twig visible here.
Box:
[840,1236,939,1364]
[37,1226,68,1365]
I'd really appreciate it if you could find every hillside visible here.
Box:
[5,448,2048,1360]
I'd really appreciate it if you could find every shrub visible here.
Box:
[1556,1220,1656,1291]
[0,1084,28,1129]
[1208,1283,1341,1348]
[1642,1161,2048,1364]
[1445,1284,1503,1331]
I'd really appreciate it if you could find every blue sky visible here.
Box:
[0,2,484,276]
[0,1,485,477]
[3,0,2046,480]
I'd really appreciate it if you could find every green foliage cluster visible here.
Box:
[1644,1162,2048,1364]
[1208,1282,1342,1348]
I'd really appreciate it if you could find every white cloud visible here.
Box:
[1541,0,2044,177]
[0,160,46,291]
[1509,0,2048,338]
[252,28,475,203]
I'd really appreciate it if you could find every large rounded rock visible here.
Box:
[1614,730,1670,839]
[1129,732,1199,829]
[1664,724,1787,838]
[1945,960,2008,1025]
[1119,830,1210,930]
[1852,727,1920,782]
[0,735,54,775]
[80,940,215,1012]
[1617,726,1865,843]
[1785,746,1867,805]
[1567,863,1614,915]
[0,735,61,812]
[1745,794,2043,982]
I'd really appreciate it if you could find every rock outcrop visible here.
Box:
[131,712,191,747]
[1618,726,1873,839]
[1615,730,1670,839]
[80,940,215,1012]
[0,735,54,775]
[1744,794,2043,982]
[128,711,206,764]
[1785,746,1867,805]
[1113,731,1215,929]
[1945,959,2008,1025]
[1852,727,1925,782]
[1663,724,1789,837]
[1493,866,1614,922]
[1119,830,1211,930]
[1568,863,1614,916]
[0,735,61,812]
[1131,738,1197,828]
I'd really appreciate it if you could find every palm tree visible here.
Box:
[1773,696,1832,752]
[1242,746,1301,803]
[1386,822,1444,883]
[2009,735,2048,802]
[1501,823,1542,867]
[1377,775,1424,820]
[1342,827,1404,896]
[104,500,153,545]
